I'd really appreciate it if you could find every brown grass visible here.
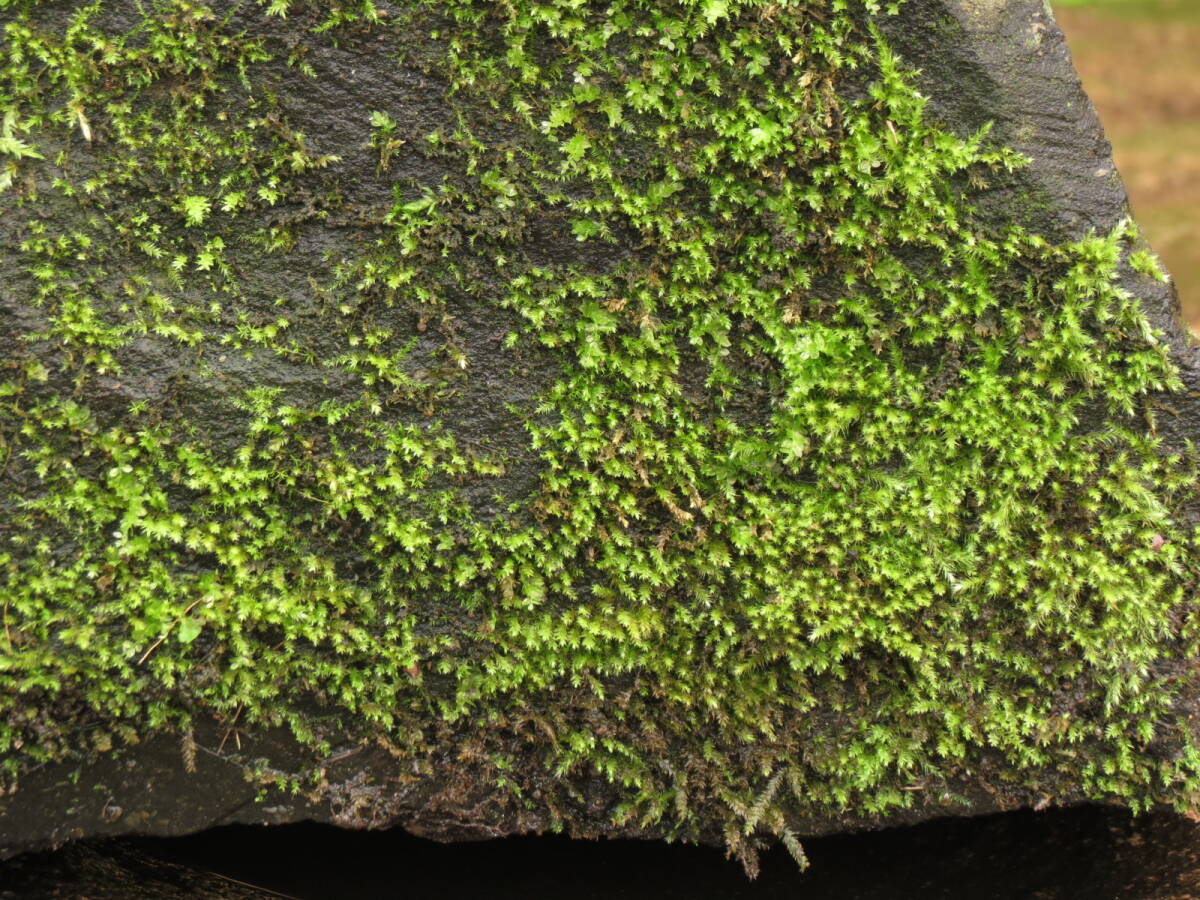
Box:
[1055,2,1200,333]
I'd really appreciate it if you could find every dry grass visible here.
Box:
[1056,0,1200,333]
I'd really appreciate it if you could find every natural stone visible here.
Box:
[2,0,1198,869]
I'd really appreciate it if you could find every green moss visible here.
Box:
[1130,248,1170,283]
[2,0,1200,868]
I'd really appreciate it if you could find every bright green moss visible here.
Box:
[2,0,1199,868]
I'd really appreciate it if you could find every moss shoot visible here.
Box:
[2,0,1199,866]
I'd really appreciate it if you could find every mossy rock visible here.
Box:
[2,0,1199,868]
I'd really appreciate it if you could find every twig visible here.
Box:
[136,598,202,665]
[203,869,304,900]
[323,745,365,765]
[218,704,244,755]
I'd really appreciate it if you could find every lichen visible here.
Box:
[2,0,1199,869]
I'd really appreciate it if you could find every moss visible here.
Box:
[1130,248,1170,283]
[2,0,1200,868]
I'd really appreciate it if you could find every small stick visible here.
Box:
[205,870,303,900]
[218,704,244,754]
[136,598,202,665]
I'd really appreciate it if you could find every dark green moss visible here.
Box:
[2,0,1199,866]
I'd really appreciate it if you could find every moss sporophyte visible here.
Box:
[2,0,1199,868]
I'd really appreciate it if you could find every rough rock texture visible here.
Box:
[2,0,1199,866]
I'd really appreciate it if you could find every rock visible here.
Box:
[2,0,1198,867]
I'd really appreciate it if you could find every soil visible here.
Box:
[1055,0,1200,332]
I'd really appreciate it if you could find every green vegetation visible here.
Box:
[1,0,1198,870]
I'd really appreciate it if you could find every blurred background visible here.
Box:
[1054,0,1200,334]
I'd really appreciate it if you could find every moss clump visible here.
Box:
[2,0,1199,866]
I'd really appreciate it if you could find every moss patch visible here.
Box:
[2,0,1199,867]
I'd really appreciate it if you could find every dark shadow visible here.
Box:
[6,804,1200,899]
